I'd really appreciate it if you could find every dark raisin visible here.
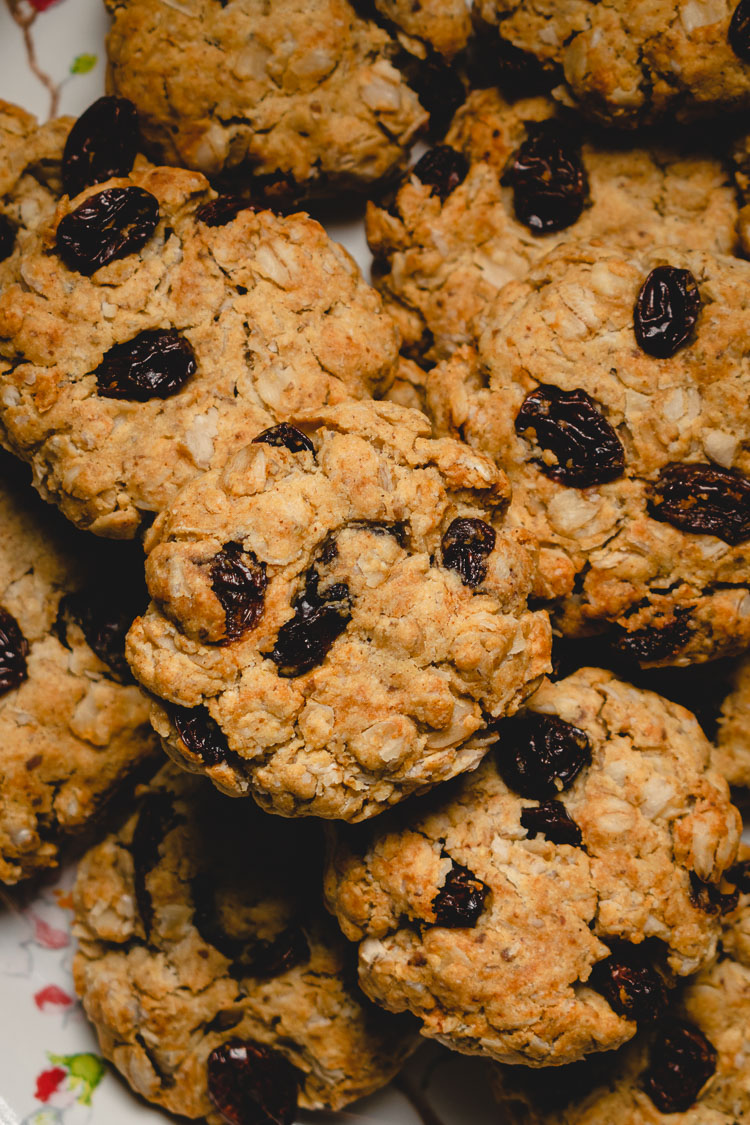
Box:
[441,517,496,587]
[95,329,196,401]
[634,267,701,359]
[642,1020,717,1114]
[515,384,625,488]
[173,705,231,766]
[495,712,591,799]
[0,606,28,696]
[689,872,740,916]
[209,542,267,642]
[196,195,253,227]
[252,424,314,454]
[648,462,750,545]
[611,613,693,664]
[588,945,667,1023]
[503,124,587,233]
[0,215,15,263]
[54,578,145,682]
[207,1040,300,1125]
[730,0,750,61]
[431,861,489,928]
[413,145,469,202]
[56,186,159,275]
[520,800,582,846]
[727,860,750,893]
[469,27,560,97]
[409,54,466,139]
[62,96,140,198]
[270,565,352,678]
[131,792,180,936]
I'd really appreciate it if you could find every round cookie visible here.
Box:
[0,150,399,538]
[713,654,750,789]
[367,87,739,361]
[490,849,750,1123]
[73,763,417,1121]
[475,0,750,128]
[428,241,750,665]
[371,0,471,59]
[104,0,438,195]
[125,400,552,821]
[0,456,157,884]
[324,667,741,1066]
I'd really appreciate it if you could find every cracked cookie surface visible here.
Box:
[324,667,740,1066]
[73,763,416,1120]
[713,654,750,788]
[367,88,739,361]
[477,0,750,127]
[371,0,471,58]
[126,400,551,821]
[490,846,750,1123]
[428,242,750,665]
[0,457,157,884]
[0,155,399,538]
[104,0,429,194]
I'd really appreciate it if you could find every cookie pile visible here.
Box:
[2,2,750,1123]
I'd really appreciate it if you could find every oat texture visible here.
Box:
[126,400,552,821]
[477,0,750,127]
[373,0,471,57]
[73,763,416,1119]
[713,654,750,788]
[104,0,429,191]
[324,668,741,1065]
[367,88,738,361]
[0,458,157,884]
[491,847,750,1123]
[428,242,750,664]
[0,158,399,538]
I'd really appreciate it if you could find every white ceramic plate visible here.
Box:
[0,4,500,1122]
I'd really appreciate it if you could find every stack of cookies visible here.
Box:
[3,2,750,1122]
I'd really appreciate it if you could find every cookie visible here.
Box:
[371,0,471,59]
[73,762,416,1118]
[428,241,750,665]
[476,0,750,128]
[0,149,399,539]
[713,655,750,789]
[0,456,157,884]
[490,848,750,1123]
[125,399,552,821]
[324,667,741,1066]
[103,0,440,195]
[367,88,739,361]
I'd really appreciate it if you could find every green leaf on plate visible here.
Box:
[70,53,98,75]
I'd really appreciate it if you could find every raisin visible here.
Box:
[0,607,28,696]
[270,562,352,678]
[196,195,253,227]
[207,1040,300,1125]
[503,124,587,233]
[56,186,159,275]
[689,872,739,916]
[131,792,180,936]
[409,54,466,139]
[173,705,231,766]
[515,384,625,488]
[0,215,14,262]
[431,861,489,928]
[642,1020,717,1114]
[612,613,693,664]
[440,517,495,587]
[495,712,591,799]
[347,520,407,546]
[252,423,314,454]
[209,542,267,642]
[648,462,750,545]
[62,96,140,198]
[634,267,701,359]
[730,0,750,61]
[95,329,196,401]
[413,145,469,201]
[520,800,582,846]
[589,945,667,1023]
[727,860,750,893]
[54,577,145,682]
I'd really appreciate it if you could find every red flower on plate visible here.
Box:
[34,984,74,1012]
[27,0,62,9]
[35,1066,67,1102]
